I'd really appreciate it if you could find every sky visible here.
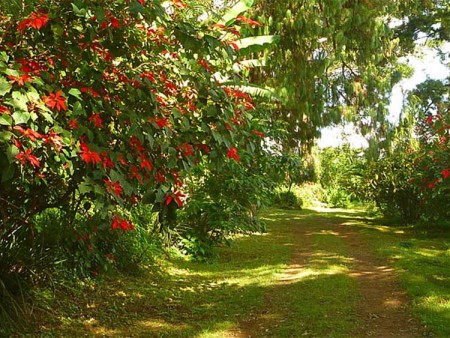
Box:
[317,44,450,148]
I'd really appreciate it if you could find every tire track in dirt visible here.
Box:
[225,211,428,337]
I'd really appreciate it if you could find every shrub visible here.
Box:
[272,190,303,209]
[0,0,269,289]
[361,150,421,223]
[324,187,352,208]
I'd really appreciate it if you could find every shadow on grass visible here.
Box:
[26,207,450,337]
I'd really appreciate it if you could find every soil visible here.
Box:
[226,212,427,338]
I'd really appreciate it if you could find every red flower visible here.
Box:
[129,136,145,152]
[0,106,11,115]
[17,11,49,31]
[165,190,185,207]
[226,41,240,51]
[89,112,104,128]
[235,16,262,28]
[110,17,120,28]
[80,142,101,165]
[111,215,135,231]
[104,179,123,198]
[196,144,210,153]
[173,0,187,9]
[425,115,433,124]
[140,157,153,171]
[69,118,79,129]
[118,155,128,166]
[140,71,156,83]
[155,171,166,183]
[442,169,450,180]
[43,90,67,111]
[178,143,194,157]
[252,130,265,138]
[13,126,44,142]
[8,73,33,86]
[129,165,143,183]
[227,147,240,162]
[16,148,40,168]
[199,59,213,72]
[155,116,169,128]
[101,152,114,170]
[43,131,64,152]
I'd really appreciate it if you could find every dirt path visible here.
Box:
[334,217,427,338]
[227,211,427,337]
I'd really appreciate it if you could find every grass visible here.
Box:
[26,211,293,337]
[8,207,450,337]
[330,209,450,337]
[257,209,359,337]
[17,208,360,337]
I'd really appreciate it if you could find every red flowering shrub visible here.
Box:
[413,111,450,222]
[0,1,270,281]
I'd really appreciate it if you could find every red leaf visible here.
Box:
[227,147,240,162]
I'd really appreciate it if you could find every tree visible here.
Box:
[245,0,407,151]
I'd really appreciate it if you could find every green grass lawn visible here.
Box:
[16,207,450,337]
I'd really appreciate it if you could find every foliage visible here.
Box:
[177,158,270,258]
[409,79,450,223]
[266,153,315,192]
[272,190,303,210]
[318,146,366,208]
[361,147,421,223]
[248,0,406,150]
[292,183,324,208]
[0,0,279,321]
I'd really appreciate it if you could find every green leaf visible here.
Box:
[222,83,279,100]
[6,145,19,162]
[1,164,15,183]
[95,7,106,23]
[0,77,11,96]
[129,0,145,14]
[236,59,266,68]
[51,24,64,37]
[174,29,202,52]
[68,88,82,100]
[0,131,13,141]
[0,114,12,126]
[41,111,54,123]
[73,101,84,115]
[0,52,9,62]
[12,111,31,124]
[11,91,28,111]
[235,35,279,50]
[71,3,87,17]
[220,0,255,25]
[142,190,156,205]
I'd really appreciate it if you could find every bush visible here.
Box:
[293,183,324,207]
[361,150,421,223]
[175,161,270,259]
[0,0,269,293]
[324,187,352,208]
[272,190,303,209]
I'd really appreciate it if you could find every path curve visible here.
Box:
[226,210,427,337]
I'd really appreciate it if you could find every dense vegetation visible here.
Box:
[0,0,449,335]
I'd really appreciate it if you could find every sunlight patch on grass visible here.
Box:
[195,321,237,338]
[311,206,361,214]
[278,265,348,284]
[138,319,189,331]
